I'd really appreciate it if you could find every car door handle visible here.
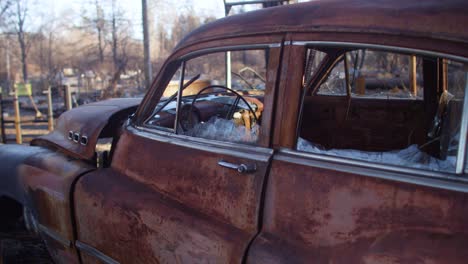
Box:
[218,160,257,174]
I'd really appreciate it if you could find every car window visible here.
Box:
[316,49,424,99]
[145,48,268,145]
[298,47,467,173]
[347,49,424,99]
[145,66,182,131]
[179,49,267,144]
[304,49,327,87]
[316,58,347,96]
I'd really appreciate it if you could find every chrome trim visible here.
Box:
[80,136,88,146]
[76,240,119,264]
[456,72,468,173]
[278,148,468,188]
[218,159,257,173]
[38,224,71,247]
[226,50,232,88]
[145,124,174,133]
[178,43,279,61]
[73,132,80,143]
[291,41,468,63]
[130,125,273,162]
[226,0,285,6]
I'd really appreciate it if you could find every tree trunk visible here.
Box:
[19,38,27,82]
[142,0,152,90]
[112,0,118,68]
[97,27,104,63]
[95,0,104,63]
[48,32,53,74]
[103,59,127,98]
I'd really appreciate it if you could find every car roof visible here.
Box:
[176,0,468,50]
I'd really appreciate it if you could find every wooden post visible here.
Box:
[0,92,6,143]
[441,58,448,92]
[45,87,54,131]
[356,76,366,95]
[64,85,72,110]
[13,89,22,144]
[410,55,417,96]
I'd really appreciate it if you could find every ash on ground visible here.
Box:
[0,213,52,263]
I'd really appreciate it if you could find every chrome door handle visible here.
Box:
[218,160,257,173]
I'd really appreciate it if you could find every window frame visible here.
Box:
[140,43,281,148]
[293,41,468,176]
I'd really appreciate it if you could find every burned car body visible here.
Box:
[1,0,468,263]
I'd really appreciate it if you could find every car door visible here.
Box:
[73,39,283,263]
[247,42,468,263]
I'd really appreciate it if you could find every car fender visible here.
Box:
[0,144,49,203]
[31,98,141,161]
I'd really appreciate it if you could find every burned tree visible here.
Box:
[4,0,42,117]
[14,0,27,82]
[103,0,132,98]
[95,0,105,64]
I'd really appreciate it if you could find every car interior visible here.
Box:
[145,49,267,144]
[143,46,466,172]
[297,47,466,172]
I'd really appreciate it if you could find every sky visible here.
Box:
[27,0,309,40]
[29,0,226,39]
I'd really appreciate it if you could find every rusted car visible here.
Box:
[1,0,468,263]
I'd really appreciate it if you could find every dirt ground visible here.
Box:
[0,218,53,264]
[0,197,52,263]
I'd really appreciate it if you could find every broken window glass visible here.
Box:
[298,48,467,173]
[316,58,347,96]
[347,49,424,100]
[177,49,268,144]
[303,49,327,89]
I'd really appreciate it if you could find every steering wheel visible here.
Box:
[179,85,260,132]
[179,104,201,131]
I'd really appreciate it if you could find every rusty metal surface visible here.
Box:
[178,0,468,52]
[178,0,468,47]
[75,169,249,263]
[112,129,268,231]
[247,159,468,263]
[31,98,140,161]
[73,128,271,262]
[18,149,94,264]
[1,1,466,263]
[291,32,468,64]
[272,44,304,149]
[0,145,49,203]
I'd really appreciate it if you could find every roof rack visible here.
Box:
[224,0,291,15]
